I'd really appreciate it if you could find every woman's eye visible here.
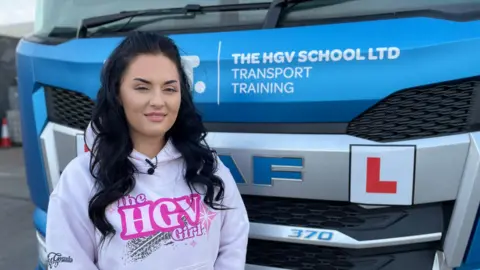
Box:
[135,86,149,91]
[165,88,177,92]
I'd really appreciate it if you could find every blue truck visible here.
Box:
[15,0,480,269]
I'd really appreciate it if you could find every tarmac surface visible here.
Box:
[0,147,37,269]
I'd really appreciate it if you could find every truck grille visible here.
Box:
[347,78,479,142]
[45,87,93,131]
[44,78,479,143]
[247,239,437,270]
[243,195,448,241]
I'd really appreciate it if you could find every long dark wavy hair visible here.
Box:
[87,31,226,244]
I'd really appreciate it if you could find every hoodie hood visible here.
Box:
[84,121,182,172]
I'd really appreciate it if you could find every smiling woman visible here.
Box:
[119,53,181,156]
[45,31,250,270]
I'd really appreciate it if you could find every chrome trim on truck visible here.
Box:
[249,223,442,249]
[40,122,83,191]
[41,122,470,204]
[443,132,480,267]
[433,251,453,270]
[207,132,469,204]
[36,231,47,269]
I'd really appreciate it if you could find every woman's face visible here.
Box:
[119,54,181,139]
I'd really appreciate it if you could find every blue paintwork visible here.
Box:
[16,50,51,211]
[456,263,480,270]
[464,208,480,266]
[219,155,304,185]
[219,155,246,184]
[16,16,480,269]
[33,207,47,237]
[32,87,47,136]
[16,17,480,124]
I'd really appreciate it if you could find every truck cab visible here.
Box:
[15,0,480,269]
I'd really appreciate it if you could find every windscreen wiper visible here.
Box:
[263,0,357,28]
[77,3,270,38]
[77,0,356,38]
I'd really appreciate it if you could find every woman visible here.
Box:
[46,31,249,270]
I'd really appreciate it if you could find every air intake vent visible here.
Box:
[347,78,479,142]
[247,239,437,270]
[45,87,94,130]
[242,195,447,241]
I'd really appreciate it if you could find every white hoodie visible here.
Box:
[45,123,250,270]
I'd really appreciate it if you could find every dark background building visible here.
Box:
[0,35,20,119]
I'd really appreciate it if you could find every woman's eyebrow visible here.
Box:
[164,80,178,86]
[133,78,151,84]
[133,78,178,86]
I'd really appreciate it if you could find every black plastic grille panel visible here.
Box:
[242,195,447,241]
[247,240,437,270]
[347,79,479,142]
[246,195,370,229]
[45,87,94,130]
[244,195,375,228]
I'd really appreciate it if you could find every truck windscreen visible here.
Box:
[33,0,479,39]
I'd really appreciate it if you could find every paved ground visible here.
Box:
[0,147,37,270]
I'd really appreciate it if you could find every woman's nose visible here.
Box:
[149,89,166,107]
